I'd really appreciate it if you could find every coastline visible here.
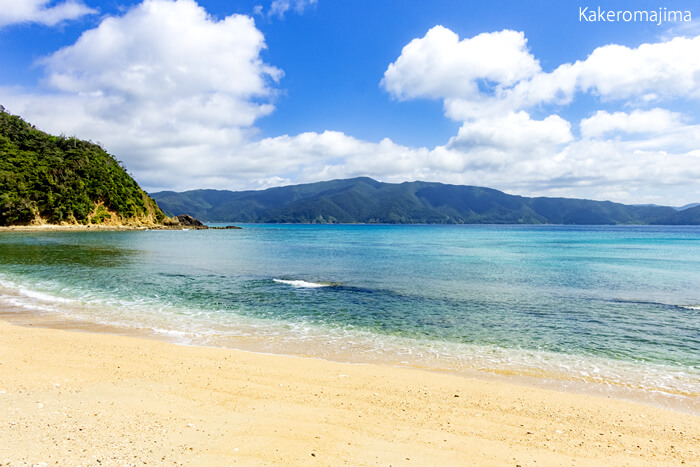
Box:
[3,302,697,418]
[0,224,207,232]
[1,318,698,465]
[0,224,149,232]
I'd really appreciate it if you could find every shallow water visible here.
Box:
[1,224,698,413]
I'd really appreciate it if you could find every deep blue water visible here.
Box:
[1,224,698,410]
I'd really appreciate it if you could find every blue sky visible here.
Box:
[1,0,699,205]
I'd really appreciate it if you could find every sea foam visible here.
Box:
[273,279,331,288]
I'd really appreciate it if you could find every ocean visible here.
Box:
[1,224,698,413]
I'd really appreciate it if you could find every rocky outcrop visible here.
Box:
[175,214,206,227]
[162,214,208,229]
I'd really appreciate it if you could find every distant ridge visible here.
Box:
[151,177,700,225]
[633,203,700,211]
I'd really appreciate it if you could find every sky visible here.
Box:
[1,0,699,205]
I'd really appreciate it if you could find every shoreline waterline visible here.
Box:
[2,301,697,417]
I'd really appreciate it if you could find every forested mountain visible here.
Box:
[0,107,165,226]
[152,177,700,225]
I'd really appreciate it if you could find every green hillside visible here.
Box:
[0,107,165,226]
[152,177,700,225]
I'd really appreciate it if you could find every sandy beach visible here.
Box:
[0,225,143,232]
[0,223,194,232]
[0,319,697,465]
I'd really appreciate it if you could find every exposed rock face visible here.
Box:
[175,214,206,227]
[162,214,208,229]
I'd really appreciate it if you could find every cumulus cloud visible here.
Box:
[383,28,700,119]
[42,0,281,109]
[382,27,540,102]
[378,26,700,204]
[501,34,700,113]
[572,35,700,101]
[449,112,572,151]
[0,0,96,28]
[2,0,282,190]
[580,109,684,139]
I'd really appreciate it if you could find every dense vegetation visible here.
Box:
[0,107,164,226]
[152,177,700,225]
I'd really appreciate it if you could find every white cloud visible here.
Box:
[42,0,281,104]
[449,111,572,151]
[505,35,700,111]
[580,109,684,139]
[383,28,700,121]
[573,36,700,101]
[257,0,317,19]
[2,0,282,190]
[382,27,540,102]
[0,0,96,28]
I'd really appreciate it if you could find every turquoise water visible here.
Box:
[1,225,699,411]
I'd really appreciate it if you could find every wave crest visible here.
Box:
[273,279,332,288]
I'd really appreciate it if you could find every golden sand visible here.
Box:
[0,224,146,232]
[0,319,698,465]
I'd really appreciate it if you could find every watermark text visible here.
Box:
[579,6,692,25]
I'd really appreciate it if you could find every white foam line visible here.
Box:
[18,287,76,304]
[273,279,329,288]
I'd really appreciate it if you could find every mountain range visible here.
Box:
[151,177,700,225]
